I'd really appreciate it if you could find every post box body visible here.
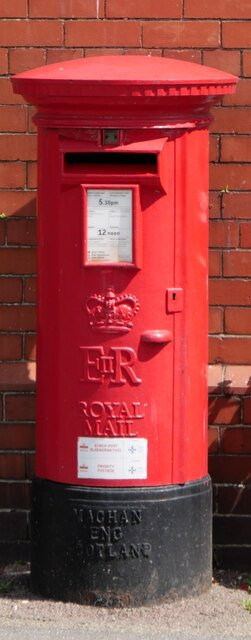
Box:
[36,125,209,488]
[12,57,237,605]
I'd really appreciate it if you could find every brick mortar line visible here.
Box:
[238,219,241,252]
[24,270,34,306]
[0,508,30,513]
[209,335,251,339]
[3,217,7,245]
[0,347,36,351]
[1,216,37,220]
[209,393,251,398]
[1,420,36,424]
[0,50,251,63]
[213,544,251,548]
[0,17,225,20]
[0,536,30,541]
[217,425,220,462]
[240,390,244,425]
[214,482,219,513]
[209,420,246,425]
[62,13,65,48]
[214,133,251,136]
[0,424,36,427]
[0,352,36,358]
[2,245,37,248]
[0,478,31,483]
[0,131,37,135]
[0,338,36,342]
[210,305,251,310]
[217,134,220,163]
[21,333,25,360]
[0,249,37,254]
[212,107,251,110]
[0,189,37,193]
[0,319,41,324]
[212,514,251,518]
[1,390,36,395]
[0,360,35,367]
[6,45,10,77]
[0,186,37,190]
[209,450,251,455]
[25,156,29,190]
[209,219,251,223]
[220,236,224,270]
[210,161,251,165]
[25,450,30,478]
[2,17,251,21]
[218,247,251,251]
[209,275,251,279]
[2,48,251,55]
[1,391,5,421]
[213,482,250,487]
[209,428,250,432]
[0,428,36,432]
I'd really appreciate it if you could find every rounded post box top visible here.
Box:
[12,55,237,98]
[11,56,238,128]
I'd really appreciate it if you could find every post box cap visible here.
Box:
[11,56,238,127]
[12,55,237,99]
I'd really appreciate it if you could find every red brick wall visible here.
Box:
[208,366,251,567]
[0,0,250,566]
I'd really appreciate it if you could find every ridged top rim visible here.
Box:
[12,55,238,97]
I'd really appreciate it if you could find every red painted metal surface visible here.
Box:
[12,57,237,487]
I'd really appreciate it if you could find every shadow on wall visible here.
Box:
[208,377,251,517]
[0,196,37,391]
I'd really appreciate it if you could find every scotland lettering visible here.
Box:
[73,507,152,561]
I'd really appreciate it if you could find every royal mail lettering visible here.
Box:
[80,401,145,420]
[79,401,146,437]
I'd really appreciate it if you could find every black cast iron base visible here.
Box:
[31,476,212,606]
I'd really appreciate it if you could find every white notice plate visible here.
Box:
[87,189,132,263]
[78,437,147,480]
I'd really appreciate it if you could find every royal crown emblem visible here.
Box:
[86,287,139,333]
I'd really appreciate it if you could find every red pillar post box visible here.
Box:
[12,57,237,606]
